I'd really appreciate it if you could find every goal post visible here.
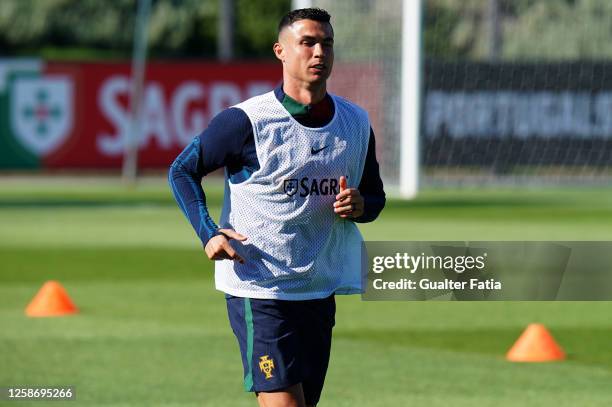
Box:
[400,0,422,198]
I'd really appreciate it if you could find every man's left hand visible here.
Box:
[333,175,364,219]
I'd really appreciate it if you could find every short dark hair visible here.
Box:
[278,8,332,34]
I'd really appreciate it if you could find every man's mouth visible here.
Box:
[310,63,327,71]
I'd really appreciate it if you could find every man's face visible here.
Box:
[275,19,334,85]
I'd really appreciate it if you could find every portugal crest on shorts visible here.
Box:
[259,355,275,379]
[283,179,298,197]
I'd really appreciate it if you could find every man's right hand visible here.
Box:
[204,229,247,264]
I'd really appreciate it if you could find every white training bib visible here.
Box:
[215,91,370,300]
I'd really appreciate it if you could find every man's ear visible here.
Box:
[273,42,284,63]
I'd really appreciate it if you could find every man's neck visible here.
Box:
[282,81,327,105]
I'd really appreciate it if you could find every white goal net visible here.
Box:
[311,0,405,191]
[312,0,612,190]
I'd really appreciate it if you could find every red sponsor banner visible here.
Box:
[42,62,281,168]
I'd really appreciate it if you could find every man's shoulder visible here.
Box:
[233,90,277,111]
[208,106,251,128]
[200,106,253,144]
[329,93,369,121]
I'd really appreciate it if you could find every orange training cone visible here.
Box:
[506,323,565,362]
[25,281,78,317]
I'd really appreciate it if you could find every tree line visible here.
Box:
[1,0,611,61]
[0,0,290,60]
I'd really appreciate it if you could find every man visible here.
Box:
[169,8,385,407]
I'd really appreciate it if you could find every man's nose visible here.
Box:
[313,43,326,58]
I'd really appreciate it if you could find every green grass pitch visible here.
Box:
[1,177,611,406]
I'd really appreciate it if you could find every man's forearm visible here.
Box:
[353,193,385,223]
[168,139,219,246]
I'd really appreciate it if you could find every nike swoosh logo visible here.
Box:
[311,145,330,154]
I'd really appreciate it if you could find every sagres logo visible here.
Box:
[283,177,340,197]
[11,76,73,156]
[259,355,275,379]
